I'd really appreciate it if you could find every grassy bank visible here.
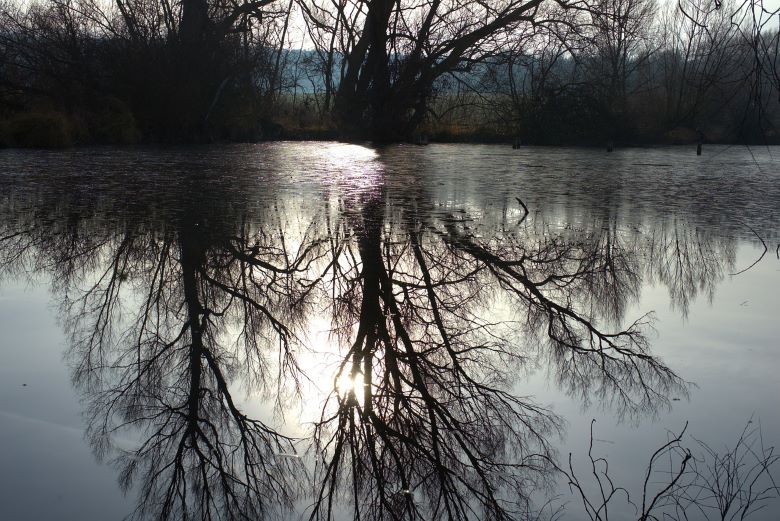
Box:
[3,100,778,148]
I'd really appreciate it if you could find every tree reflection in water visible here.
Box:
[0,172,321,519]
[0,149,739,520]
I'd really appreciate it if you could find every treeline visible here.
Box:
[427,0,780,144]
[0,0,296,145]
[1,0,779,146]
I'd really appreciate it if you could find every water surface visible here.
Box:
[1,143,778,520]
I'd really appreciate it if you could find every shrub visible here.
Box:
[1,111,74,148]
[91,97,141,144]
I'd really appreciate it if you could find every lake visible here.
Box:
[1,143,779,520]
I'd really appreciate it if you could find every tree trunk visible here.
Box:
[180,222,206,437]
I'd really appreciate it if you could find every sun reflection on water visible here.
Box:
[322,143,384,191]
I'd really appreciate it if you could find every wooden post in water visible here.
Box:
[414,133,428,145]
[696,128,704,155]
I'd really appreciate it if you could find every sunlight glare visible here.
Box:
[335,370,366,398]
[324,143,383,189]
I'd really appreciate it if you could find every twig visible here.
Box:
[515,197,529,225]
[730,223,768,275]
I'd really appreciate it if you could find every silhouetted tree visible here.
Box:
[304,158,690,519]
[301,0,580,140]
[0,167,322,519]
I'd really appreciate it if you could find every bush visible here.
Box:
[91,97,141,144]
[1,111,74,148]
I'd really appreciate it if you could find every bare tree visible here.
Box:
[300,0,583,140]
[305,166,688,519]
[0,171,325,520]
[580,0,659,138]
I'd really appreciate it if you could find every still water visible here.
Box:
[1,143,778,520]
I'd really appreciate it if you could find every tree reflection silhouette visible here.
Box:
[309,188,559,520]
[1,180,314,520]
[307,180,694,520]
[0,158,740,520]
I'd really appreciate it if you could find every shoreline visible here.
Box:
[2,137,778,150]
